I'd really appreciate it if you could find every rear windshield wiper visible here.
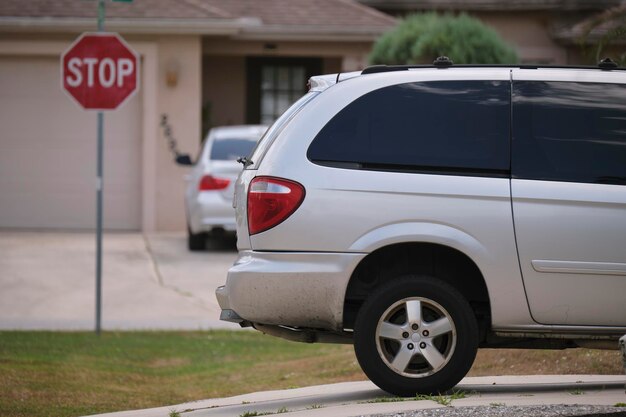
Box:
[237,156,253,167]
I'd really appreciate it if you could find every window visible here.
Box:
[260,66,306,125]
[512,82,626,185]
[246,57,322,125]
[307,81,510,175]
[210,138,258,161]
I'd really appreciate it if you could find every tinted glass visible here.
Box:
[307,81,510,174]
[248,91,318,169]
[210,138,258,161]
[512,81,626,185]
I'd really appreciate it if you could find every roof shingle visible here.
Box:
[0,0,395,28]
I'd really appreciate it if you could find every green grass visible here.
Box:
[363,390,468,405]
[0,331,362,417]
[362,396,407,403]
[238,409,289,417]
[239,411,271,417]
[1,331,623,417]
[415,390,467,406]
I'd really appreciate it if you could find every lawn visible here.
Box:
[0,331,622,417]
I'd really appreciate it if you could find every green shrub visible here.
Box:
[370,13,518,65]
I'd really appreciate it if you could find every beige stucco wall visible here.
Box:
[154,35,202,231]
[0,33,202,232]
[474,12,567,64]
[203,38,373,71]
[202,55,246,127]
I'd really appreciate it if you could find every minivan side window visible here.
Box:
[307,81,510,176]
[512,81,626,185]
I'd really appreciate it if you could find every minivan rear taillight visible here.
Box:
[247,177,305,235]
[199,175,230,191]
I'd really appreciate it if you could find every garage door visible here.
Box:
[0,55,141,230]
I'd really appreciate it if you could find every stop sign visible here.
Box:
[62,32,139,110]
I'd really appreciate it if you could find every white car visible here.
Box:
[180,125,267,250]
[216,59,626,396]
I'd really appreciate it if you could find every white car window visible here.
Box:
[210,138,259,161]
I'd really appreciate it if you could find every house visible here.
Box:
[358,0,623,64]
[0,0,395,232]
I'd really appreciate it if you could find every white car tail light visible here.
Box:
[199,175,230,191]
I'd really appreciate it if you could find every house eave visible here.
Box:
[235,24,393,42]
[0,17,254,35]
[357,0,622,11]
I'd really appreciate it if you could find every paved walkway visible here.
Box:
[90,375,626,417]
[0,231,239,330]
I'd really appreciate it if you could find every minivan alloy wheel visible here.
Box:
[354,275,478,396]
[375,297,456,378]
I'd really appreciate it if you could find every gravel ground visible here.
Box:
[366,405,626,417]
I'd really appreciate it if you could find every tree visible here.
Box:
[370,13,518,65]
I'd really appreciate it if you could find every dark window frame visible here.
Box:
[246,57,322,124]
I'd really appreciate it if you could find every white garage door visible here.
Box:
[0,55,141,230]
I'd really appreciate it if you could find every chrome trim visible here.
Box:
[494,324,626,338]
[532,260,626,276]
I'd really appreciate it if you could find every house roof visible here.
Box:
[552,3,626,45]
[0,0,396,40]
[356,0,622,11]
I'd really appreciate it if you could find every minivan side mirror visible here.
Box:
[175,154,193,166]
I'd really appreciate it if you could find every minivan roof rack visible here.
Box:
[361,56,624,75]
[433,56,453,67]
[599,57,619,70]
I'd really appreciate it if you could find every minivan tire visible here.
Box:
[354,275,478,396]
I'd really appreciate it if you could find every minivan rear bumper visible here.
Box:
[216,250,366,330]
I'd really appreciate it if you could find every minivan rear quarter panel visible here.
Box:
[251,69,534,328]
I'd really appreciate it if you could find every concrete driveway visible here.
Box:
[0,231,239,330]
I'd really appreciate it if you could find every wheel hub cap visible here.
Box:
[375,297,457,378]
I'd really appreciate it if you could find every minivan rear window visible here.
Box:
[307,81,510,176]
[247,91,319,169]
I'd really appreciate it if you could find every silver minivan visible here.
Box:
[216,61,626,396]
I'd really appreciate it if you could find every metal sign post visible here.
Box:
[61,0,138,335]
[95,0,105,336]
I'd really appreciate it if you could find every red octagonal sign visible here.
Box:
[62,32,139,110]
